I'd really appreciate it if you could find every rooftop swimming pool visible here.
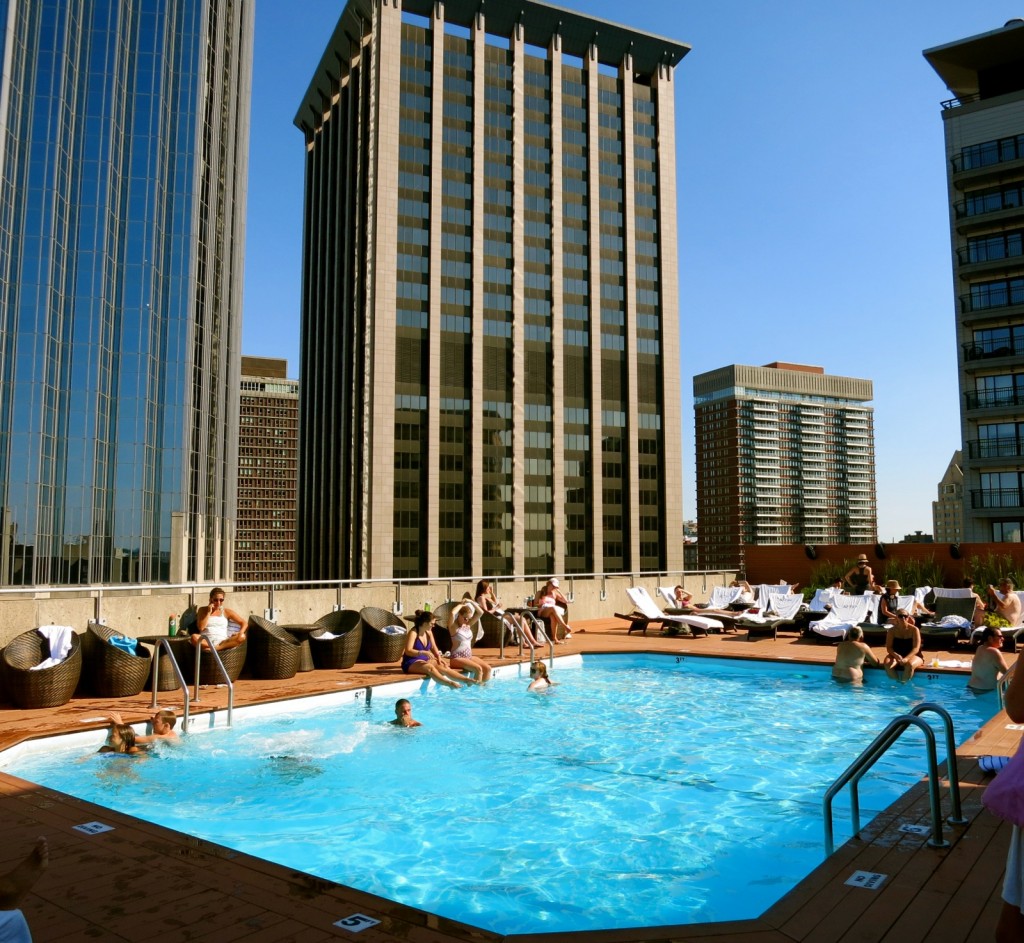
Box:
[0,654,998,935]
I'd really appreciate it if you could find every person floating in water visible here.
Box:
[391,699,421,727]
[527,661,556,692]
[831,626,882,683]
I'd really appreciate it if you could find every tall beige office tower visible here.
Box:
[236,358,299,585]
[693,363,877,571]
[295,0,689,580]
[932,451,964,545]
[925,21,1024,542]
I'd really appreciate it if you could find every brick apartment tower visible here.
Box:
[294,0,689,580]
[693,363,877,571]
[925,21,1024,543]
[236,358,299,585]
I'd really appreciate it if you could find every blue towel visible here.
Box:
[108,634,142,656]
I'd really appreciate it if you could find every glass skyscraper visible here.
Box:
[0,0,253,585]
[295,0,688,581]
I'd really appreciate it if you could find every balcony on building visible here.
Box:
[951,133,1024,189]
[962,335,1024,369]
[971,488,1024,509]
[963,387,1024,411]
[959,278,1024,322]
[965,436,1024,461]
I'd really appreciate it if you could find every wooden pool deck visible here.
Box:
[0,619,1018,942]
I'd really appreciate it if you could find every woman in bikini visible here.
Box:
[401,611,472,689]
[447,599,492,682]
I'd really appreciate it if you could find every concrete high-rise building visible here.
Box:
[236,358,299,585]
[0,1,253,586]
[925,21,1024,543]
[932,450,964,544]
[295,0,689,580]
[693,363,876,571]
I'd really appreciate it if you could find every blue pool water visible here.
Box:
[0,654,999,934]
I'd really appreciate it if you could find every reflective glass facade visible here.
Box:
[296,0,687,580]
[0,0,253,585]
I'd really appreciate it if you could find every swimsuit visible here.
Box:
[891,634,915,658]
[401,634,431,673]
[451,625,473,660]
[192,612,229,645]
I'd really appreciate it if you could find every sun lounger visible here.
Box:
[620,586,724,637]
[920,593,976,647]
[738,593,805,640]
[808,595,869,642]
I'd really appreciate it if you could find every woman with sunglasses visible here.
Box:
[190,587,248,652]
[843,556,876,596]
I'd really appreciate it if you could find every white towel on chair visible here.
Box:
[31,625,74,670]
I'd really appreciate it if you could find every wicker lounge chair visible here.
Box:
[3,628,83,708]
[247,616,302,680]
[85,622,152,697]
[176,607,248,683]
[358,607,408,663]
[430,602,457,652]
[310,610,363,669]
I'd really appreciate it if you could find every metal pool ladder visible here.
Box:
[149,632,234,731]
[822,702,966,856]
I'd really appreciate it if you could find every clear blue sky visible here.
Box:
[243,0,1014,544]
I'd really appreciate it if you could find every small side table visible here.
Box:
[279,624,318,672]
[138,635,193,691]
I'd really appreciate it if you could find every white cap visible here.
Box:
[550,578,560,587]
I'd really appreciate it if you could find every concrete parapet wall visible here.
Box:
[0,572,739,647]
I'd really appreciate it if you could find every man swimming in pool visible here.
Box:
[391,699,421,727]
[831,626,882,683]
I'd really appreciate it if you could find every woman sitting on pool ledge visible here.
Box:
[883,610,923,684]
[831,626,882,683]
[448,599,492,682]
[401,611,474,689]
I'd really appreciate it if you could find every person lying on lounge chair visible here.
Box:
[672,585,692,608]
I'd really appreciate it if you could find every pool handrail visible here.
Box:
[149,639,192,733]
[190,633,234,727]
[823,702,963,856]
